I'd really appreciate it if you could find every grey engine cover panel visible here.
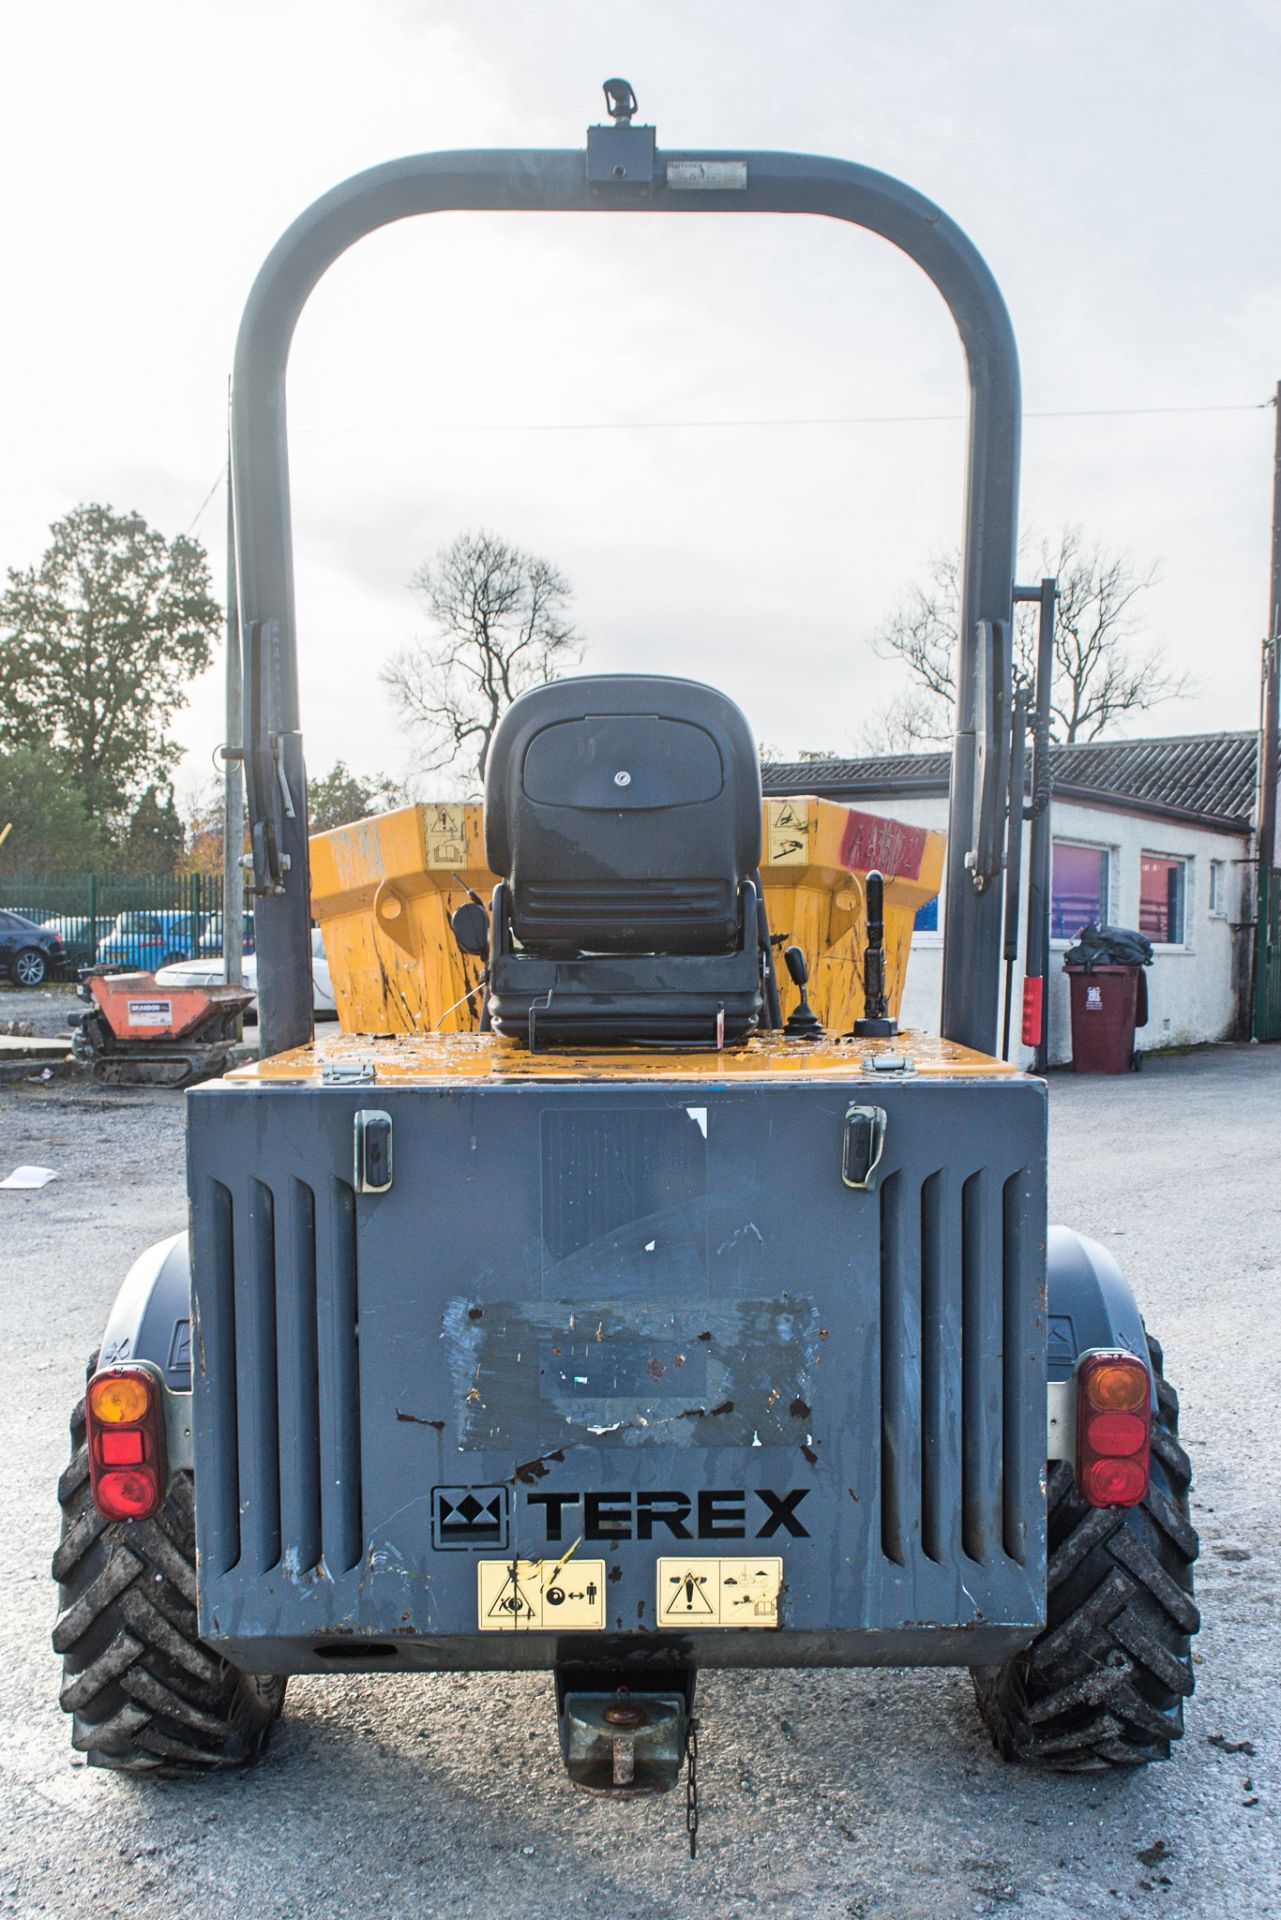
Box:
[187,1073,1048,1671]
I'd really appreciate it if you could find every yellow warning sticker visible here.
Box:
[424,804,467,871]
[766,799,810,866]
[656,1558,783,1628]
[477,1557,607,1632]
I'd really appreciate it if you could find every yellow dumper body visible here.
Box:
[310,795,944,1037]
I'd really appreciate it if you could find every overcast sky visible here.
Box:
[4,0,1279,803]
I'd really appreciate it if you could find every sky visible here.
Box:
[3,0,1279,805]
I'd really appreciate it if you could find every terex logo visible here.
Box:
[527,1488,809,1542]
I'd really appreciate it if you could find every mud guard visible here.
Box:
[98,1232,192,1392]
[1045,1224,1149,1383]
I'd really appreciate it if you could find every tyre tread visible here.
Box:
[52,1368,285,1773]
[971,1333,1199,1770]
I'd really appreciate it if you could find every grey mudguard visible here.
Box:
[98,1232,192,1392]
[1045,1224,1149,1383]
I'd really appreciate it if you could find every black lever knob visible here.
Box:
[783,945,824,1040]
[854,869,898,1038]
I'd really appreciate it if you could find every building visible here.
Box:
[763,730,1258,1066]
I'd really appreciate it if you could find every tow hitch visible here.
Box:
[558,1672,700,1851]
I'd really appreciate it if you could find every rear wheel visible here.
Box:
[971,1334,1198,1769]
[12,946,47,987]
[52,1360,286,1771]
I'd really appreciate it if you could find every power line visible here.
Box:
[185,461,227,536]
[291,400,1267,437]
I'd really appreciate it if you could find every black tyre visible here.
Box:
[12,946,48,987]
[971,1333,1198,1770]
[52,1363,287,1771]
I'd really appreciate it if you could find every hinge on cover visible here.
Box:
[322,1060,377,1086]
[861,1052,915,1075]
[842,1104,888,1190]
[354,1109,393,1193]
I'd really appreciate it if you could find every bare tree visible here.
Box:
[382,531,584,789]
[863,528,1194,751]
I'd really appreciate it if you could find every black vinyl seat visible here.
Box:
[483,674,769,1047]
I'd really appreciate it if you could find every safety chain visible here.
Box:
[685,1715,700,1859]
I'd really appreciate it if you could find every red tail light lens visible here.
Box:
[85,1366,166,1522]
[1076,1349,1151,1509]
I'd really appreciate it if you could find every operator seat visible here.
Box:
[483,674,769,1047]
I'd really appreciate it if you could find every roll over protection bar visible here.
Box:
[230,100,1021,1058]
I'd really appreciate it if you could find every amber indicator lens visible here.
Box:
[1083,1361,1148,1412]
[88,1374,151,1424]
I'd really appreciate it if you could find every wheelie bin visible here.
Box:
[1064,925,1153,1073]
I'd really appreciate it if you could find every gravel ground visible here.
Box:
[0,983,82,1041]
[0,1046,1276,1920]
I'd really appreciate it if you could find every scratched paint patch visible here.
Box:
[477,1556,606,1630]
[656,1557,782,1628]
[443,1296,820,1453]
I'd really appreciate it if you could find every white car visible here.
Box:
[154,927,336,1020]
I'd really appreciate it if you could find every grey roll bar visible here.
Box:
[231,114,1021,1058]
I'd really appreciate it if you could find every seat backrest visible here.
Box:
[485,674,762,955]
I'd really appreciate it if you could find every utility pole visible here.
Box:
[1259,383,1281,873]
[1013,577,1056,1071]
[222,422,245,992]
[1252,383,1281,1040]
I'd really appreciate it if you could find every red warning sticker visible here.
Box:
[838,810,929,881]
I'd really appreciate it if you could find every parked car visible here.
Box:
[96,911,202,970]
[195,911,255,958]
[39,915,115,973]
[0,909,67,988]
[155,927,335,1020]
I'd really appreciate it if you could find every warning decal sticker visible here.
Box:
[766,799,810,866]
[656,1557,783,1628]
[477,1555,606,1632]
[424,804,467,870]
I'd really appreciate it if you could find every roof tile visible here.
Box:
[763,730,1258,828]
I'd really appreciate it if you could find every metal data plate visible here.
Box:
[656,1557,782,1628]
[477,1557,606,1631]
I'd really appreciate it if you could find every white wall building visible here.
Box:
[764,732,1257,1068]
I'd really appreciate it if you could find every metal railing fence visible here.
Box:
[0,873,249,974]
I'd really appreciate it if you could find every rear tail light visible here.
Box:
[1076,1350,1151,1508]
[85,1366,167,1522]
[1021,976,1044,1047]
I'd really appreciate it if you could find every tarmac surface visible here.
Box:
[0,1040,1276,1919]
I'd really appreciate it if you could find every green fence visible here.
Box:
[0,872,244,975]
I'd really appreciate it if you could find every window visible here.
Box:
[1140,854,1188,945]
[1209,860,1227,918]
[1051,842,1109,940]
[913,895,939,934]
